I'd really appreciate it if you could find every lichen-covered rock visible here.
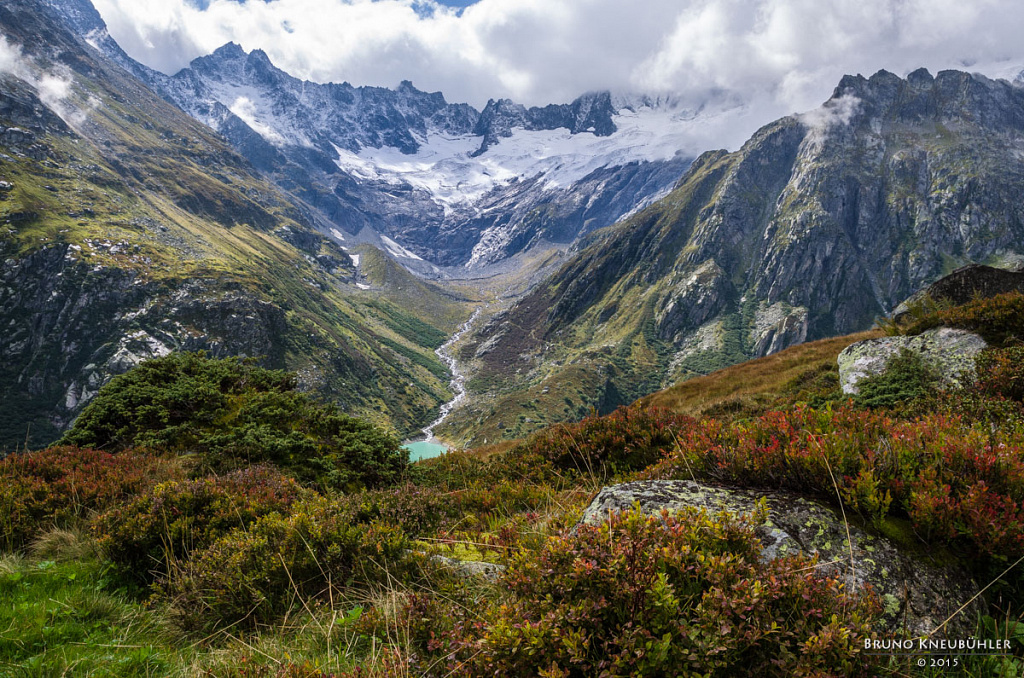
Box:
[578,480,982,637]
[430,554,505,580]
[837,327,987,395]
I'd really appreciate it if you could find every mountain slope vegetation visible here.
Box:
[444,68,1024,446]
[0,0,472,449]
[4,290,1024,675]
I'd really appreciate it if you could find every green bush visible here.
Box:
[337,483,462,537]
[61,352,408,490]
[60,352,295,453]
[164,495,412,631]
[853,348,937,410]
[94,465,307,586]
[0,447,181,551]
[419,507,880,677]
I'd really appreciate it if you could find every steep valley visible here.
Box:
[8,0,1024,458]
[441,68,1024,446]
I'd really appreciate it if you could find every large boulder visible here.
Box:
[578,480,982,637]
[893,264,1024,321]
[837,327,986,395]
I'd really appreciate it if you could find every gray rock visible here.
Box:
[577,480,982,637]
[430,554,505,581]
[749,301,809,357]
[837,327,987,394]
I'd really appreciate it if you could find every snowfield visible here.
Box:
[332,99,752,211]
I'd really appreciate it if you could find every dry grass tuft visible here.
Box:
[30,526,101,562]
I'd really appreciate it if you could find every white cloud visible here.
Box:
[0,35,29,78]
[89,0,1024,148]
[0,34,98,130]
[798,93,861,149]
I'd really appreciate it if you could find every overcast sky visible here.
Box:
[91,0,1024,121]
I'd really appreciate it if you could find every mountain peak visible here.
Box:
[38,0,106,35]
[907,67,934,86]
[212,42,247,60]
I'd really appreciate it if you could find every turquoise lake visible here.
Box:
[403,440,448,461]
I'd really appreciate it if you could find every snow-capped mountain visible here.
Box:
[41,0,714,271]
[148,44,710,269]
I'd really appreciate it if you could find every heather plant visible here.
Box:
[975,346,1024,402]
[0,446,181,551]
[414,507,881,677]
[163,495,414,631]
[642,404,1024,565]
[94,465,308,586]
[336,483,463,537]
[498,405,691,483]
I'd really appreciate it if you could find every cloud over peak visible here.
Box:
[90,0,1024,144]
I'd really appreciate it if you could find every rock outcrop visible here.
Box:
[430,554,505,581]
[837,327,987,394]
[893,263,1024,321]
[578,480,982,637]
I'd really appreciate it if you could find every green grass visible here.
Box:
[0,553,182,676]
[0,530,379,677]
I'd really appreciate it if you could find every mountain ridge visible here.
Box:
[39,0,699,270]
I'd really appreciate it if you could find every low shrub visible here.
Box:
[61,352,408,491]
[853,348,938,410]
[192,391,409,490]
[643,405,1024,562]
[0,446,181,551]
[164,495,412,631]
[975,346,1024,402]
[501,406,691,482]
[420,507,881,677]
[94,465,307,586]
[901,291,1024,346]
[337,483,462,537]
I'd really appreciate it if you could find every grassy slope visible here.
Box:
[0,543,370,676]
[452,328,883,456]
[639,329,884,416]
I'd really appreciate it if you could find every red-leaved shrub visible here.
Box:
[0,446,181,551]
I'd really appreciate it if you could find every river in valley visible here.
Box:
[402,308,481,461]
